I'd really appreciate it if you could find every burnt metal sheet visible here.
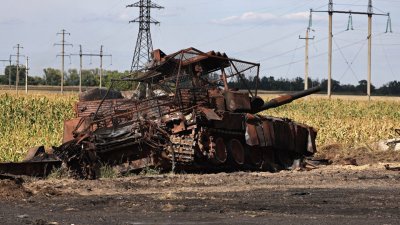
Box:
[214,112,245,130]
[13,47,319,178]
[224,91,251,112]
[245,123,259,146]
[256,125,267,147]
[271,118,295,151]
[293,124,309,154]
[75,99,136,118]
[23,146,45,162]
[199,107,222,121]
[116,156,158,173]
[63,118,83,143]
[307,127,317,154]
[210,95,225,111]
[0,161,62,177]
[262,120,274,147]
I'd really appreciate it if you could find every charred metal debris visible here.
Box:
[0,47,321,179]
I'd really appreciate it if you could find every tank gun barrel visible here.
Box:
[254,86,321,113]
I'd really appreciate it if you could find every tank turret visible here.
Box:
[15,47,321,178]
[251,86,321,113]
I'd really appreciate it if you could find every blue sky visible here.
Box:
[0,0,399,86]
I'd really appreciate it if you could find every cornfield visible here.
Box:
[0,93,76,162]
[0,92,399,162]
[261,96,400,147]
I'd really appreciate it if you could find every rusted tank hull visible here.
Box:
[0,161,62,177]
[1,48,321,179]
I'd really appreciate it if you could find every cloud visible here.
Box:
[0,18,24,25]
[76,11,131,24]
[212,11,324,25]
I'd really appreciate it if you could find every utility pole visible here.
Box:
[25,56,29,94]
[311,0,389,100]
[0,57,12,89]
[367,0,372,101]
[13,44,24,94]
[72,45,112,91]
[54,29,72,94]
[99,45,112,88]
[79,45,83,92]
[299,9,315,90]
[8,56,12,89]
[127,0,164,73]
[328,0,333,98]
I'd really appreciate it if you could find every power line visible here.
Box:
[286,38,301,78]
[333,37,361,82]
[336,38,367,83]
[377,34,396,81]
[199,0,321,47]
[127,0,164,73]
[261,33,384,72]
[54,29,73,94]
[311,0,391,99]
[13,44,24,94]
[257,29,348,63]
[71,45,112,92]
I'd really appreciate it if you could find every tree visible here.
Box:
[3,65,26,85]
[356,80,376,94]
[320,79,341,92]
[66,69,79,86]
[102,70,133,90]
[43,68,61,86]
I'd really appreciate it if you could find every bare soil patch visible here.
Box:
[0,164,400,225]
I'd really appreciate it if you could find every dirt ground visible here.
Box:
[0,163,399,225]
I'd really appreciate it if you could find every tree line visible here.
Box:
[229,76,400,96]
[1,66,399,95]
[0,65,130,88]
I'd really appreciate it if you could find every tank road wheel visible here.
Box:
[213,137,228,165]
[261,147,278,172]
[228,139,245,165]
[247,147,263,168]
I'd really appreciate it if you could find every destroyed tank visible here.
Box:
[55,47,320,178]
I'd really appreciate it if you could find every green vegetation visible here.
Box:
[0,93,76,162]
[99,164,118,179]
[0,66,131,88]
[0,92,399,162]
[261,97,400,147]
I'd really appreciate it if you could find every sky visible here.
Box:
[0,0,399,87]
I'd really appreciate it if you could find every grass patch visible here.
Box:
[0,92,399,163]
[47,166,69,180]
[140,167,161,176]
[0,93,76,162]
[99,164,118,179]
[259,96,400,148]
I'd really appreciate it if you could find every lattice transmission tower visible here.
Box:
[127,0,163,73]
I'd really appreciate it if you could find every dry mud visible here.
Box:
[1,163,400,225]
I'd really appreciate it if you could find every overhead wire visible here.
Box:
[336,38,367,83]
[198,0,321,47]
[285,38,301,77]
[257,29,348,63]
[333,37,360,82]
[260,32,386,73]
[377,34,397,81]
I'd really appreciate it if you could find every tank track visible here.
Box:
[168,132,197,164]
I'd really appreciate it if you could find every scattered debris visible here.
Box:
[1,47,321,179]
[374,139,400,152]
[16,214,29,219]
[384,164,400,171]
[343,158,358,166]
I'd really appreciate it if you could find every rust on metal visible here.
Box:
[1,47,321,179]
